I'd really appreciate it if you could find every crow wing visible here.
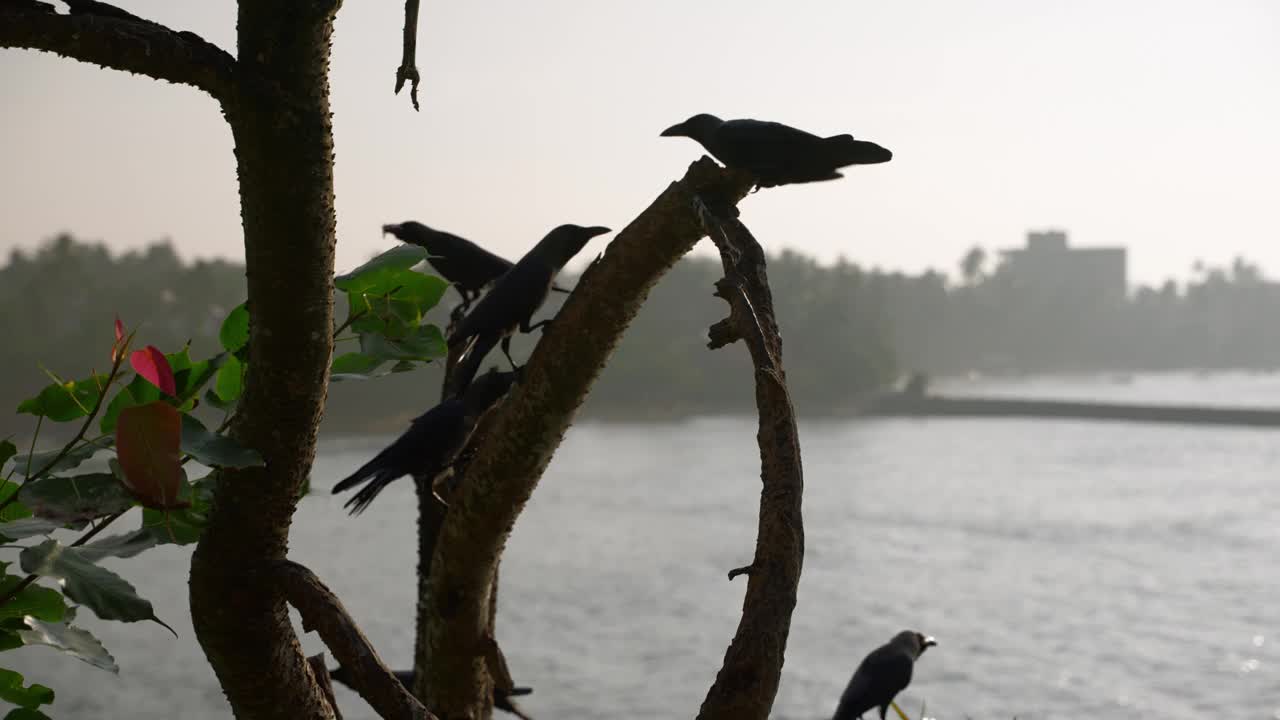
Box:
[448,261,555,347]
[424,231,515,292]
[832,645,915,720]
[332,397,469,513]
[715,119,866,186]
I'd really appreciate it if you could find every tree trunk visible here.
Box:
[188,3,341,718]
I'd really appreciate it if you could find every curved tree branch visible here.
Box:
[0,0,238,105]
[691,198,805,720]
[277,560,434,720]
[415,157,756,716]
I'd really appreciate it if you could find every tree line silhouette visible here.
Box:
[4,234,1277,438]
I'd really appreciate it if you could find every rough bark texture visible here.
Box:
[3,2,352,718]
[693,200,805,720]
[280,561,433,720]
[415,158,755,718]
[0,1,237,103]
[307,654,344,720]
[186,2,343,718]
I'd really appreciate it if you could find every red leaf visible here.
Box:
[116,401,186,509]
[130,345,176,396]
[111,316,127,362]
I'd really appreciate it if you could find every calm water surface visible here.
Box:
[8,373,1280,719]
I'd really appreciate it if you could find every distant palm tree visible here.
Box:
[959,245,986,285]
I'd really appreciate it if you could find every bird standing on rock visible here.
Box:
[832,630,936,720]
[446,223,610,394]
[660,113,892,187]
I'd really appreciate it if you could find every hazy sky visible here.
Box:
[2,1,1278,286]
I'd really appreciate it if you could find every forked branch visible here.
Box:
[415,158,756,716]
[276,560,434,720]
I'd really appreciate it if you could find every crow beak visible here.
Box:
[660,122,689,138]
[381,223,400,236]
[856,140,894,164]
[923,636,938,648]
[583,226,612,239]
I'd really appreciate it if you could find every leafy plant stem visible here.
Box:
[333,309,368,338]
[0,416,43,516]
[0,507,128,608]
[21,417,43,482]
[0,338,132,518]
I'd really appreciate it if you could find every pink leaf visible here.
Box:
[116,401,186,509]
[111,316,127,363]
[130,346,176,396]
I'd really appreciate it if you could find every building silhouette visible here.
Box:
[997,230,1127,302]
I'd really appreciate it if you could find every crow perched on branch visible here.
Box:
[382,221,570,308]
[832,630,936,720]
[661,114,892,188]
[446,223,610,394]
[331,367,517,513]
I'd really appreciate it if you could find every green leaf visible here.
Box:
[346,271,449,339]
[0,441,15,471]
[18,540,173,633]
[77,530,156,562]
[162,346,193,375]
[0,669,53,709]
[382,273,449,327]
[99,374,161,434]
[220,303,250,353]
[0,519,59,540]
[140,479,211,546]
[335,245,447,339]
[0,487,31,525]
[330,352,387,380]
[334,245,428,291]
[212,354,244,407]
[18,474,134,524]
[171,352,227,405]
[179,415,263,468]
[0,440,29,522]
[11,438,113,479]
[4,705,54,719]
[4,708,54,720]
[16,374,108,423]
[0,631,21,653]
[0,575,66,624]
[360,324,447,363]
[18,618,117,674]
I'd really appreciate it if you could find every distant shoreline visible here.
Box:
[865,390,1280,428]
